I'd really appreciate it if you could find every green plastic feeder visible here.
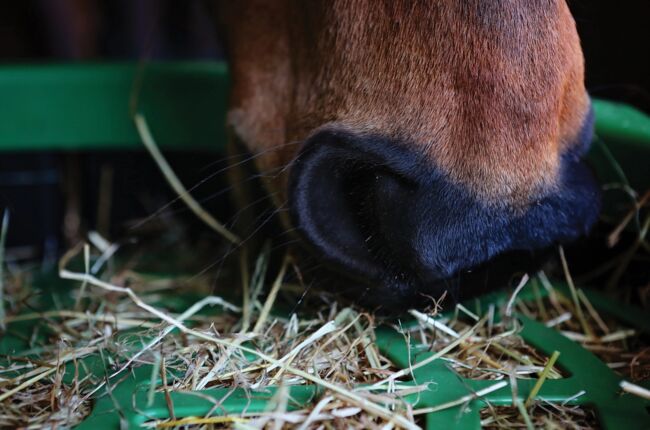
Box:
[1,63,650,429]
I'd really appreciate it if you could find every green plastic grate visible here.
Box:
[3,280,648,429]
[376,286,650,429]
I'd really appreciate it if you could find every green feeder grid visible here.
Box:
[0,63,650,429]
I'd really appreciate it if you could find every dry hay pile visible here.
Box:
[1,234,648,429]
[406,273,649,385]
[1,239,416,429]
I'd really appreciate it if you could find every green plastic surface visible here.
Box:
[378,286,650,430]
[1,63,650,429]
[0,63,229,151]
[592,99,650,192]
[3,279,650,429]
[593,99,650,148]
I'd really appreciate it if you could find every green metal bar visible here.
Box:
[592,99,650,148]
[0,62,229,152]
[590,99,650,191]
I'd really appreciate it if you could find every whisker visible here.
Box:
[289,279,315,316]
[131,163,287,231]
[188,202,289,281]
[269,238,302,252]
[199,140,302,173]
[237,203,289,247]
[225,192,280,230]
[131,145,296,230]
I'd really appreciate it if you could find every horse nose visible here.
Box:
[288,128,454,291]
[288,127,600,307]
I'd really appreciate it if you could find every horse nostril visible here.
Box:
[288,128,431,295]
[289,127,601,308]
[352,170,421,272]
[289,133,381,282]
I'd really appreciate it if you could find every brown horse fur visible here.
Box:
[217,0,589,214]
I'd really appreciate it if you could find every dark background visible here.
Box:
[1,1,647,110]
[0,0,648,262]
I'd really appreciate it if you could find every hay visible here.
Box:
[2,235,422,429]
[480,403,599,429]
[1,233,647,429]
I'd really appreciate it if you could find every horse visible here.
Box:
[215,0,600,309]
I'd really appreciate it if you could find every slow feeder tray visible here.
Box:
[2,279,649,429]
